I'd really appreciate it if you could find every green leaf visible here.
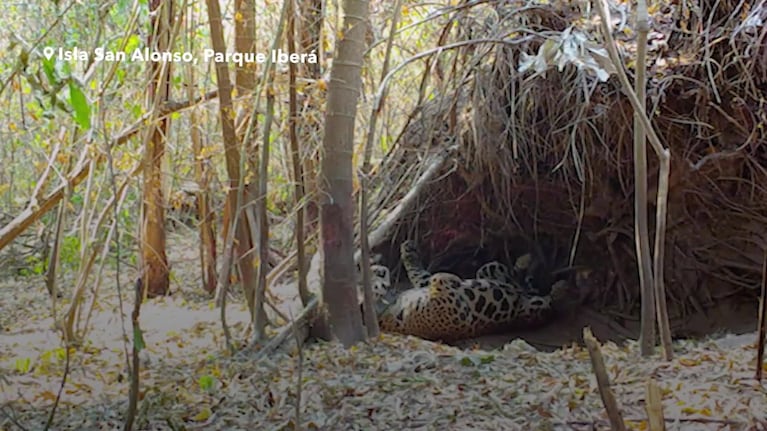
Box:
[32,259,46,275]
[15,358,32,374]
[198,375,215,392]
[123,34,140,53]
[55,347,68,361]
[133,326,145,351]
[480,354,495,364]
[68,81,91,130]
[130,103,143,119]
[59,60,71,76]
[42,57,57,85]
[116,68,126,84]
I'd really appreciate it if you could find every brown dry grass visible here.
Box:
[365,0,766,328]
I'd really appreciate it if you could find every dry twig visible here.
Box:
[757,249,767,381]
[250,297,319,361]
[645,378,665,431]
[583,327,626,431]
[289,311,304,428]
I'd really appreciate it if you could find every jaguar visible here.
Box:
[366,240,567,341]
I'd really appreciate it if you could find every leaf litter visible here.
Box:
[1,266,766,430]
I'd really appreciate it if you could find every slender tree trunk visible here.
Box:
[235,0,256,94]
[252,0,290,341]
[319,0,369,346]
[233,0,260,317]
[358,0,403,338]
[299,0,323,78]
[288,0,310,306]
[141,0,173,298]
[298,0,324,234]
[205,0,254,313]
[184,9,217,293]
[634,0,656,357]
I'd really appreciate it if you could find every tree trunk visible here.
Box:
[235,0,256,94]
[234,0,260,319]
[205,0,258,314]
[298,0,324,234]
[288,0,310,306]
[184,39,217,294]
[141,0,173,298]
[319,0,369,346]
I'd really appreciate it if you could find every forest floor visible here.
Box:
[1,231,767,430]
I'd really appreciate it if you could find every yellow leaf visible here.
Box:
[193,407,212,421]
[626,420,647,430]
[679,358,699,366]
[55,347,69,361]
[73,382,92,393]
[15,357,32,373]
[35,391,58,402]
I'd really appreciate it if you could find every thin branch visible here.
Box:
[358,0,404,337]
[289,310,304,428]
[356,145,457,261]
[583,327,626,431]
[43,344,71,430]
[632,0,656,357]
[594,0,673,358]
[756,249,767,381]
[250,297,319,361]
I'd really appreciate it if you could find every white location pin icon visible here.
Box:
[43,47,55,60]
